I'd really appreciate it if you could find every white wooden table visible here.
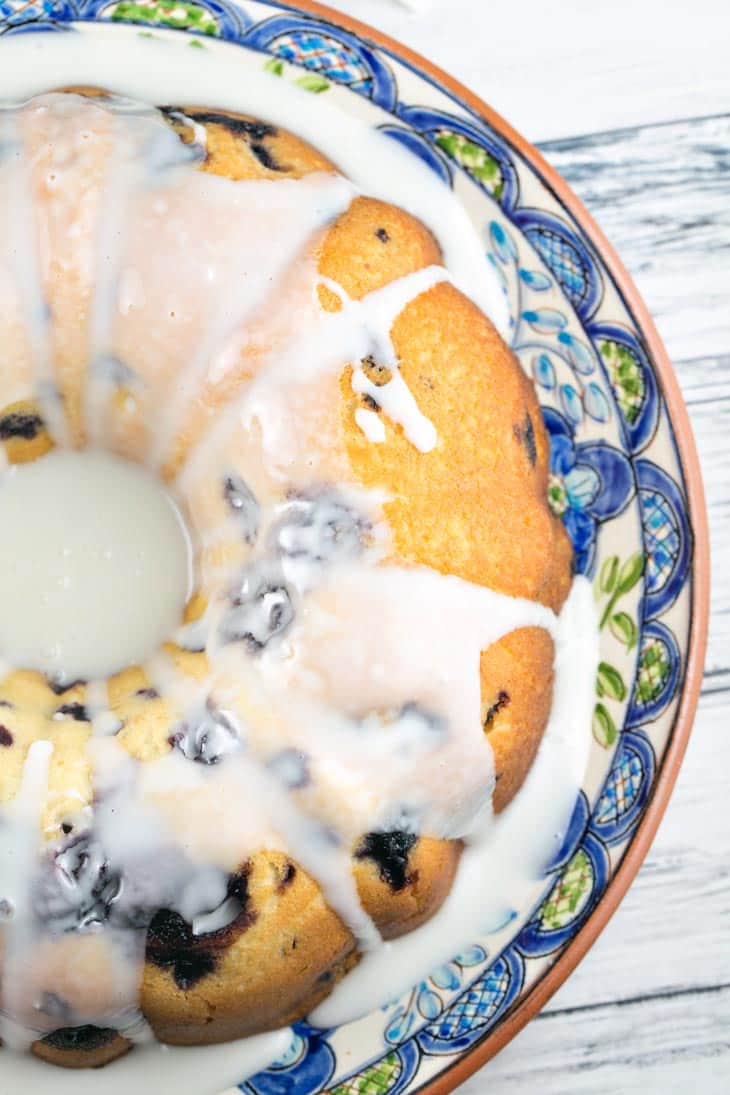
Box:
[324,2,729,1089]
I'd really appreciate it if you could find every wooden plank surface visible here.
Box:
[320,2,730,1091]
[325,0,730,140]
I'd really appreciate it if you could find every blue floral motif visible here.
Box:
[514,207,603,322]
[0,0,75,33]
[590,730,656,844]
[243,14,398,109]
[636,459,691,619]
[383,946,488,1046]
[416,949,524,1055]
[543,407,635,574]
[242,1024,335,1094]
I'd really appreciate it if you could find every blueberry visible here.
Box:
[37,992,73,1023]
[41,1025,117,1052]
[220,566,294,651]
[222,474,260,545]
[33,834,121,932]
[270,490,368,571]
[169,704,241,766]
[135,687,159,700]
[267,748,310,789]
[358,703,446,751]
[0,411,43,440]
[91,355,137,388]
[146,866,255,990]
[52,703,90,723]
[483,690,510,730]
[355,830,417,892]
[391,702,446,744]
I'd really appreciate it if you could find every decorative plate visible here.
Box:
[0,2,709,1091]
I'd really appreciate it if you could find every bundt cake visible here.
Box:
[0,88,573,1070]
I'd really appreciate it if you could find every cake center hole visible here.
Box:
[0,450,193,682]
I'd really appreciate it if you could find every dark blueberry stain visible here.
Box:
[53,703,89,723]
[47,677,86,696]
[33,834,121,932]
[162,107,287,170]
[37,991,72,1022]
[0,725,13,747]
[223,473,260,544]
[168,952,218,991]
[271,490,369,570]
[164,110,277,142]
[41,1025,117,1052]
[169,704,241,766]
[146,867,255,990]
[278,862,297,892]
[0,411,43,440]
[360,354,391,387]
[362,393,381,413]
[267,748,310,789]
[61,822,73,836]
[221,570,294,651]
[249,140,285,172]
[524,413,537,466]
[375,227,390,243]
[355,830,417,892]
[484,690,510,730]
[135,687,159,700]
[395,702,446,738]
[0,699,13,708]
[514,413,537,466]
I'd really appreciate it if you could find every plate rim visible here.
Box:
[253,1,711,1088]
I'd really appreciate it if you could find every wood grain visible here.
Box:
[324,0,730,140]
[475,984,730,1092]
[540,116,730,363]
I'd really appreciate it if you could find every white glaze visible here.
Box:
[354,407,386,443]
[0,1026,291,1095]
[0,29,509,336]
[311,576,597,1026]
[0,48,596,1094]
[0,450,192,681]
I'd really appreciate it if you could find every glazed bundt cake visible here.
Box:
[0,89,573,1069]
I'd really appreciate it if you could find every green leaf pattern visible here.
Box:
[600,339,645,425]
[540,849,593,931]
[329,1051,402,1095]
[592,552,644,747]
[109,0,219,34]
[434,131,504,199]
[262,56,331,93]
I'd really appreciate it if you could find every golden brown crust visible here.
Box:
[141,852,357,1045]
[356,837,462,940]
[0,399,54,465]
[343,282,571,611]
[166,104,335,181]
[480,628,556,813]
